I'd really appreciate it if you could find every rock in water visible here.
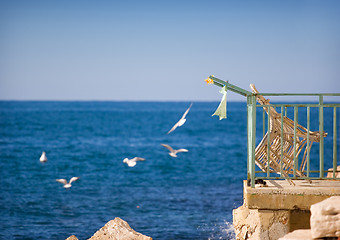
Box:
[310,196,340,239]
[65,235,79,240]
[88,217,152,240]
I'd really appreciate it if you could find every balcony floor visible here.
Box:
[244,180,340,210]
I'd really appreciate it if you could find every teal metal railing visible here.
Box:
[207,76,340,188]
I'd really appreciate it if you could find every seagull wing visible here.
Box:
[161,144,174,152]
[167,122,179,134]
[132,157,145,162]
[56,179,67,185]
[69,177,79,184]
[181,103,192,120]
[167,103,192,134]
[176,148,189,153]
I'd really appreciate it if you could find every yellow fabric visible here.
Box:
[204,75,214,84]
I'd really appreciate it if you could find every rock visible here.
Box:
[310,196,340,238]
[88,217,152,240]
[278,229,312,240]
[327,166,340,178]
[65,235,79,240]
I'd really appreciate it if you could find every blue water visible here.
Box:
[0,101,248,240]
[1,101,337,240]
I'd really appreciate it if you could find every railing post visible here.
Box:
[263,109,266,137]
[319,96,324,178]
[294,107,298,178]
[333,107,337,178]
[307,106,310,178]
[280,106,284,176]
[267,107,271,177]
[247,95,256,188]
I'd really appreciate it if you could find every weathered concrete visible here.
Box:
[279,196,340,239]
[245,180,340,210]
[233,180,340,240]
[233,204,290,240]
[233,206,311,239]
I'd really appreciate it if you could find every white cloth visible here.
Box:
[212,85,227,120]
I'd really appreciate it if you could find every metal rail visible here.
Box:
[207,75,340,188]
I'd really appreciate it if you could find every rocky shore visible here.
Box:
[65,192,340,240]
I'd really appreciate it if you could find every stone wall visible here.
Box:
[233,204,290,240]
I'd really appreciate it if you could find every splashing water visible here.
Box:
[198,220,236,240]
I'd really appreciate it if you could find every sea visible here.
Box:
[0,101,337,240]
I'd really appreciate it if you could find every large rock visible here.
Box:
[310,196,340,238]
[66,235,79,240]
[327,166,340,178]
[88,217,152,240]
[278,229,312,240]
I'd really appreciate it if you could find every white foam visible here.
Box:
[198,220,236,240]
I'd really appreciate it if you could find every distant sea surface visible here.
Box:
[5,101,334,240]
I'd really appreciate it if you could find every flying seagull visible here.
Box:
[161,144,189,158]
[56,177,79,188]
[123,157,145,167]
[40,151,48,162]
[167,103,192,134]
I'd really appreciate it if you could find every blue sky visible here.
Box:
[1,0,339,101]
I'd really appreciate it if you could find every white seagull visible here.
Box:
[56,177,79,188]
[123,157,145,167]
[40,151,48,162]
[161,144,189,158]
[167,103,192,134]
